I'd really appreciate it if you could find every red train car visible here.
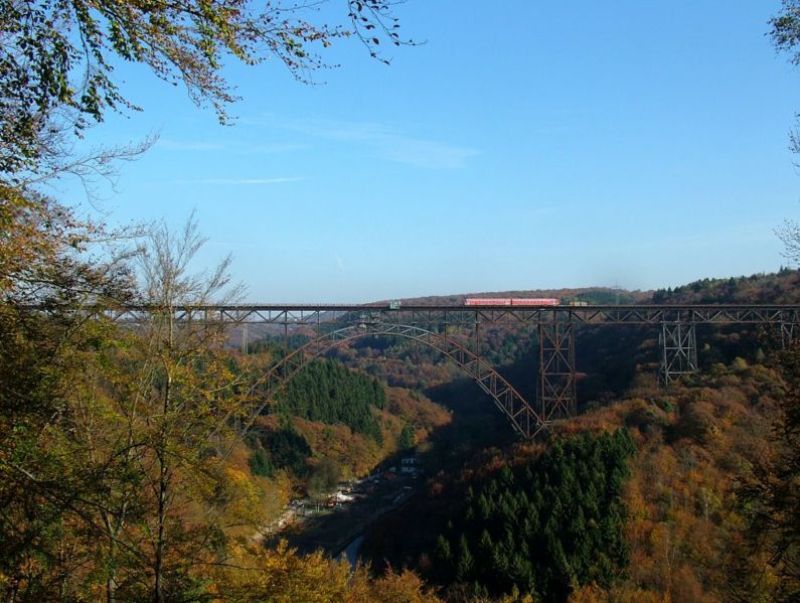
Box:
[464,298,560,307]
[510,298,560,306]
[464,298,512,306]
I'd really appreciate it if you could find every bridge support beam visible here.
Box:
[538,321,577,422]
[781,321,796,349]
[781,310,799,349]
[659,321,698,386]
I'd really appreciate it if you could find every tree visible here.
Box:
[772,2,800,152]
[429,430,635,601]
[0,0,418,599]
[0,212,274,601]
[739,343,800,602]
[0,184,137,600]
[399,422,415,449]
[770,13,800,592]
[777,219,800,266]
[118,215,257,601]
[0,0,410,180]
[279,358,385,441]
[772,2,800,139]
[308,457,342,503]
[218,540,442,602]
[455,534,474,583]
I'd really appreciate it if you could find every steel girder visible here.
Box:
[781,309,800,349]
[100,304,800,327]
[659,322,698,386]
[538,321,577,422]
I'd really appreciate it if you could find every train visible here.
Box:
[382,298,590,309]
[464,298,561,307]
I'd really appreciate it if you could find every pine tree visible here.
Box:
[435,535,452,563]
[456,534,474,583]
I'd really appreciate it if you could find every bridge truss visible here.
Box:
[105,303,800,439]
[240,322,540,439]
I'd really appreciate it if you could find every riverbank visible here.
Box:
[266,471,419,562]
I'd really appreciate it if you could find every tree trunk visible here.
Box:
[154,452,168,603]
[153,352,172,603]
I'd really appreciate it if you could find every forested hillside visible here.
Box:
[246,356,450,485]
[0,201,449,600]
[652,268,800,304]
[431,431,635,602]
[279,359,386,441]
[355,270,800,602]
[360,353,800,601]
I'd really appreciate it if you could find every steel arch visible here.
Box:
[241,322,543,439]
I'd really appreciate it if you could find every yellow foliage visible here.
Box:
[219,540,351,602]
[364,567,442,602]
[494,589,536,603]
[222,466,267,528]
[568,583,607,603]
[217,541,441,603]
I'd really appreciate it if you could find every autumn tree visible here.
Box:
[0,183,136,599]
[0,188,442,601]
[0,208,277,601]
[737,343,800,602]
[109,215,256,601]
[771,0,800,154]
[777,219,800,266]
[0,0,410,181]
[769,9,800,594]
[0,0,421,600]
[218,539,442,602]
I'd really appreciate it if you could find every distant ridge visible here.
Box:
[373,269,800,307]
[377,286,649,307]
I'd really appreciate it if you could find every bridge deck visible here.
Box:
[106,303,800,326]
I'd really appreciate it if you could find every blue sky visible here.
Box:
[55,1,800,302]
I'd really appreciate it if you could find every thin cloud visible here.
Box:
[382,137,479,169]
[245,115,478,169]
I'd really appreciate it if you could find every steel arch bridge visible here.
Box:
[240,321,543,439]
[104,301,800,440]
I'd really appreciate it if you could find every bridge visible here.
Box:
[108,303,800,439]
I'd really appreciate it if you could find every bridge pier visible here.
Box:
[781,310,799,349]
[781,321,795,349]
[659,321,698,386]
[538,320,577,422]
